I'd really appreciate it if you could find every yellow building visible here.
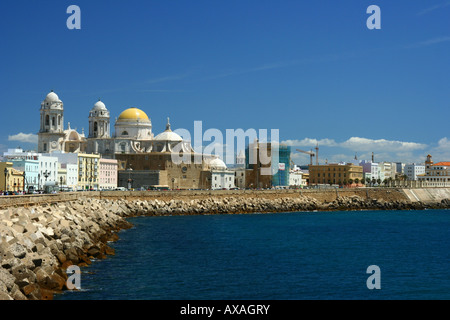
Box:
[77,153,100,190]
[0,162,25,192]
[309,163,363,186]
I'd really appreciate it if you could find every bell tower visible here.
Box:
[38,90,65,153]
[88,99,110,138]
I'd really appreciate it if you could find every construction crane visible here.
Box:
[296,144,319,166]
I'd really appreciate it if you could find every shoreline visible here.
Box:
[1,190,449,300]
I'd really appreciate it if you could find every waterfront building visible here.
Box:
[359,160,379,183]
[0,162,24,192]
[77,153,101,190]
[245,140,273,189]
[234,167,246,189]
[404,163,425,180]
[272,144,291,187]
[418,155,450,187]
[309,163,363,186]
[99,158,118,190]
[209,158,236,190]
[63,163,78,189]
[2,149,39,191]
[289,167,306,188]
[395,162,405,175]
[37,155,58,190]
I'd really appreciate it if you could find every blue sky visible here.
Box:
[0,0,449,165]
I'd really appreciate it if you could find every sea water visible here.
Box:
[55,209,450,300]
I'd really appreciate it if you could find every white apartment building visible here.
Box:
[404,163,425,180]
[38,155,58,189]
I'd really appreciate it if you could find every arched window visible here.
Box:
[122,131,128,136]
[52,117,56,126]
[45,115,50,126]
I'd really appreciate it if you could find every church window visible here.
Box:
[45,115,49,126]
[52,117,56,126]
[122,131,128,136]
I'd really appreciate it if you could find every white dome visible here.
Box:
[45,91,61,103]
[210,158,227,169]
[92,100,107,111]
[155,130,182,142]
[154,118,182,141]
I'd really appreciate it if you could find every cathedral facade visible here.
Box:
[37,91,194,159]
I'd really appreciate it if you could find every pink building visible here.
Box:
[99,158,118,190]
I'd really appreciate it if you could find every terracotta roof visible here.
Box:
[433,162,450,166]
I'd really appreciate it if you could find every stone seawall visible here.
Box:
[0,188,449,300]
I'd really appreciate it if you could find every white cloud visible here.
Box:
[428,137,450,161]
[417,1,450,16]
[407,36,450,48]
[8,133,38,144]
[340,137,427,152]
[283,136,426,152]
[282,138,337,147]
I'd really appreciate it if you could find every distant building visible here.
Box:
[359,160,379,183]
[309,163,363,186]
[418,155,450,186]
[2,149,39,191]
[0,162,24,192]
[404,163,425,180]
[77,153,100,190]
[272,144,291,187]
[99,158,118,190]
[245,140,273,189]
[209,158,236,190]
[289,166,306,188]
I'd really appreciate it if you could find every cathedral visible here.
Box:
[37,90,194,158]
[37,90,236,190]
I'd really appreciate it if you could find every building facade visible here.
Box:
[309,163,363,186]
[404,163,425,180]
[418,155,450,186]
[1,162,24,192]
[99,158,118,190]
[77,153,100,190]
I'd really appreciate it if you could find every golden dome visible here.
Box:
[117,108,150,122]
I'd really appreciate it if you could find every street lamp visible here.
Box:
[127,165,133,190]
[23,171,26,193]
[4,168,8,191]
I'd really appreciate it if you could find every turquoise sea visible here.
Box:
[55,209,450,300]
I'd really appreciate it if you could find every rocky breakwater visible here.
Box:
[1,193,449,300]
[0,198,133,300]
[120,194,450,216]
